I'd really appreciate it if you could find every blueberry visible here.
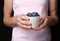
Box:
[26,13,32,17]
[26,12,40,17]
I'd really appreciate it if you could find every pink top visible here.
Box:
[11,0,51,41]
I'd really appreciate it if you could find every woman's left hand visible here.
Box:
[33,16,48,31]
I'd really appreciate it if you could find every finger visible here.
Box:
[39,17,45,25]
[17,22,31,30]
[40,18,48,28]
[33,18,47,31]
[17,17,31,26]
[20,15,30,21]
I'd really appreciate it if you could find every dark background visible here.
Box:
[0,0,60,41]
[0,0,12,41]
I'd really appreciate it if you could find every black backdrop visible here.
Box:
[0,0,12,41]
[0,0,60,41]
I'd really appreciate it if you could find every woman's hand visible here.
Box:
[33,16,48,31]
[12,14,32,30]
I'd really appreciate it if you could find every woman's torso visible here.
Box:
[12,0,51,41]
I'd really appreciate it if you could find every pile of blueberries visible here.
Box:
[26,12,40,17]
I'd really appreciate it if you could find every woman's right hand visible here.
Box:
[12,14,32,30]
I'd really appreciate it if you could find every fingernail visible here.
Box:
[26,18,29,21]
[28,18,30,21]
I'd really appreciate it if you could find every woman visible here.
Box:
[3,0,58,41]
